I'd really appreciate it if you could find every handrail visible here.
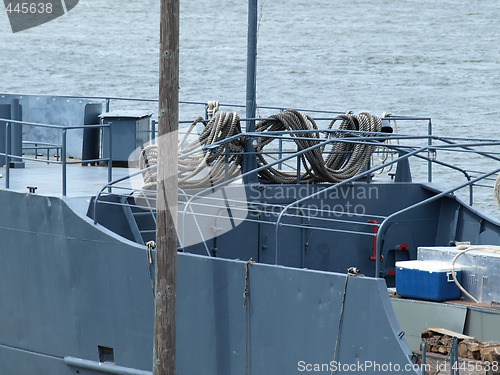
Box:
[274,146,428,264]
[389,144,473,204]
[93,164,157,224]
[374,165,500,277]
[0,116,105,130]
[1,118,112,196]
[0,93,351,116]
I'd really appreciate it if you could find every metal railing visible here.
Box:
[91,116,500,278]
[1,117,112,196]
[22,140,61,163]
[7,95,491,276]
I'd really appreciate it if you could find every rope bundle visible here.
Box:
[139,111,245,189]
[255,110,382,183]
[139,109,382,189]
[139,144,159,190]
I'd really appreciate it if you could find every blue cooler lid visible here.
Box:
[396,260,462,272]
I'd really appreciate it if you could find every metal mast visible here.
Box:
[243,0,258,181]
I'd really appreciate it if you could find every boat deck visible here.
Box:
[0,160,140,198]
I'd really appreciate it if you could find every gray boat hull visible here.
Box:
[0,190,419,374]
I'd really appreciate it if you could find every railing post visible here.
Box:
[107,123,112,192]
[93,196,98,225]
[5,122,10,189]
[105,98,110,113]
[62,129,67,196]
[421,341,427,369]
[151,119,157,141]
[428,119,432,182]
[451,337,458,375]
[10,99,24,168]
[296,145,301,184]
[278,138,283,169]
[224,143,229,181]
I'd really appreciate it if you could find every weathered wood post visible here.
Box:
[154,0,179,374]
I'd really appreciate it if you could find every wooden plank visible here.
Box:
[425,327,475,340]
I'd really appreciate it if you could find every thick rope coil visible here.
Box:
[139,144,159,190]
[178,111,244,188]
[255,110,382,183]
[139,109,383,189]
[139,111,245,190]
[255,110,320,183]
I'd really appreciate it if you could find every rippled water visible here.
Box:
[1,0,500,216]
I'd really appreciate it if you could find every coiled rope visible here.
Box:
[255,110,382,183]
[139,109,382,189]
[140,111,244,189]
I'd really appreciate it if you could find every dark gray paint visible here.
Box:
[92,182,500,286]
[0,190,419,374]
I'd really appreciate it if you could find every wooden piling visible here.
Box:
[153,0,179,374]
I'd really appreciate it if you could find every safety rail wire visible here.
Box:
[0,117,112,196]
[21,140,62,163]
[2,93,346,115]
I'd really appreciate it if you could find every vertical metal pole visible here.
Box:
[107,124,112,192]
[62,129,67,196]
[452,337,458,375]
[366,160,371,183]
[421,341,427,368]
[296,148,301,184]
[428,119,432,183]
[154,0,179,374]
[225,143,229,181]
[5,123,10,189]
[10,99,24,168]
[151,120,157,141]
[278,139,283,170]
[105,98,110,113]
[243,0,258,183]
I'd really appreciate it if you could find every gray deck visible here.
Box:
[0,161,140,197]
